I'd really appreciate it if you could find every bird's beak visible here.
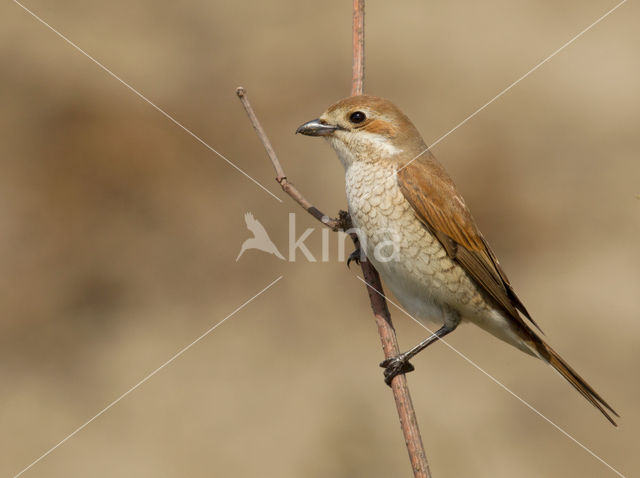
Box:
[295,119,341,136]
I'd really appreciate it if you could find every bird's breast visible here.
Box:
[344,161,489,321]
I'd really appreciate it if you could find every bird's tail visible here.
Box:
[531,336,619,426]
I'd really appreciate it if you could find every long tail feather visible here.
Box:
[533,338,619,426]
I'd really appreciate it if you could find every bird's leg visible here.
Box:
[347,247,362,268]
[336,209,366,268]
[380,324,456,386]
[346,236,366,269]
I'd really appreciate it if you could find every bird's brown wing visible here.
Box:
[398,156,622,425]
[397,156,540,331]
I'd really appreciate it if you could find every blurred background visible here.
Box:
[1,0,638,476]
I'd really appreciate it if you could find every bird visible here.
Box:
[296,94,618,425]
[236,212,285,261]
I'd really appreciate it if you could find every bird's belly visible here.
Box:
[345,162,489,323]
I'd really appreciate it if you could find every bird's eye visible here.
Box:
[349,111,366,124]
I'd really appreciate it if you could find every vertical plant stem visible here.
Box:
[350,2,431,477]
[351,0,365,96]
[237,1,432,476]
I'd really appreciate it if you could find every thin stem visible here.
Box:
[359,266,431,478]
[236,87,340,230]
[351,0,365,96]
[349,2,431,476]
[236,1,431,476]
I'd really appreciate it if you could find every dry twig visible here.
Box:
[351,0,365,96]
[235,88,340,231]
[236,1,431,476]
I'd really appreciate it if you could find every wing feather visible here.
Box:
[397,156,539,331]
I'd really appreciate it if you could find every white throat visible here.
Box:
[326,131,402,170]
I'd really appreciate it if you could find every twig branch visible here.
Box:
[360,273,431,478]
[236,86,340,230]
[351,0,365,96]
[236,1,431,476]
[348,2,431,476]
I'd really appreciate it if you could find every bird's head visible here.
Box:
[296,95,426,168]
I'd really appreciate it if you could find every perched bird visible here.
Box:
[296,95,618,425]
[236,212,285,261]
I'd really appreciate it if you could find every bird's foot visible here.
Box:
[380,354,415,386]
[347,248,362,268]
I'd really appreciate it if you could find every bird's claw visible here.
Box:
[380,355,415,386]
[347,248,362,269]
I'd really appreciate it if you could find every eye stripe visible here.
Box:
[364,119,396,136]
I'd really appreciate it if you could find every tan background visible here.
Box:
[1,1,638,477]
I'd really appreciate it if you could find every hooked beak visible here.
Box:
[295,118,341,136]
